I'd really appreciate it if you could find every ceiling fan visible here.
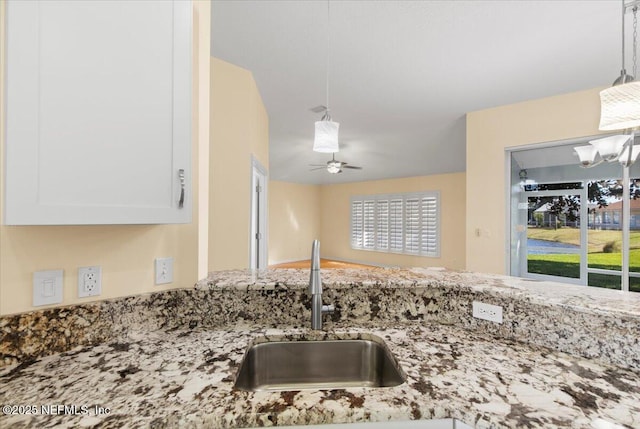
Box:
[310,153,363,174]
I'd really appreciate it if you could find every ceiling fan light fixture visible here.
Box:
[327,162,341,174]
[313,120,340,153]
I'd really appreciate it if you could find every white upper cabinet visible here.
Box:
[4,0,192,225]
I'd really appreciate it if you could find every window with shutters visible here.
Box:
[376,200,389,250]
[351,201,363,248]
[350,192,440,257]
[363,200,376,249]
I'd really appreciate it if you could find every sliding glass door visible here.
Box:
[509,140,639,292]
[525,190,584,284]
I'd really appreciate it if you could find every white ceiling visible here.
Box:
[211,0,627,185]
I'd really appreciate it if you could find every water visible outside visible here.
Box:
[527,238,580,255]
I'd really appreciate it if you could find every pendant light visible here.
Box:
[599,1,640,131]
[577,1,640,168]
[313,0,339,153]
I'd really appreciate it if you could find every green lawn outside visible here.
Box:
[525,226,640,292]
[527,249,640,292]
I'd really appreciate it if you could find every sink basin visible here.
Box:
[234,335,406,391]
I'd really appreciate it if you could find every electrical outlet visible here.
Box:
[472,301,503,324]
[78,266,102,298]
[155,257,174,285]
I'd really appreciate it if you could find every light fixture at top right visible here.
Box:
[577,1,640,168]
[599,0,640,132]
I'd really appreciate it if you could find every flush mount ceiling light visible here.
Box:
[312,0,339,153]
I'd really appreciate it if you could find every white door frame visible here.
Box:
[250,157,268,270]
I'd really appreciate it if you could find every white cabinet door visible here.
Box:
[4,0,192,225]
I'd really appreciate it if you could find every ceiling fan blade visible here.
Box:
[343,165,363,170]
[310,105,327,113]
[309,164,328,167]
[309,167,326,171]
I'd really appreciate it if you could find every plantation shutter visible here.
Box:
[363,200,376,249]
[351,200,363,248]
[405,198,420,253]
[420,196,438,256]
[376,200,389,250]
[350,192,439,257]
[389,199,403,251]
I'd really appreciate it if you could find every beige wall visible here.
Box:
[0,1,211,316]
[268,181,321,264]
[209,58,269,270]
[466,87,604,274]
[318,173,466,269]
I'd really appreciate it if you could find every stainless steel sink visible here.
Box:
[234,336,406,391]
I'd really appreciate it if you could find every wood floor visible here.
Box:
[269,258,376,269]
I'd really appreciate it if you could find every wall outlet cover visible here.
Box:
[472,301,503,324]
[33,270,63,306]
[78,266,102,298]
[155,257,174,285]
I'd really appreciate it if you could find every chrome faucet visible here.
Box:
[309,240,334,330]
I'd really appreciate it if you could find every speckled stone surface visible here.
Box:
[197,267,640,316]
[3,267,640,373]
[2,268,640,428]
[0,291,189,368]
[1,322,638,429]
[196,268,640,370]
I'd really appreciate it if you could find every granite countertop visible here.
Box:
[198,267,640,317]
[1,320,639,429]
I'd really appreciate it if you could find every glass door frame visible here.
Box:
[507,138,639,292]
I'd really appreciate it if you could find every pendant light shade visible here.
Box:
[313,120,340,153]
[599,81,640,131]
[573,134,633,168]
[574,145,599,166]
[589,134,631,160]
[599,1,640,132]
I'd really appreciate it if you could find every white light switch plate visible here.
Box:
[155,257,174,285]
[33,270,63,306]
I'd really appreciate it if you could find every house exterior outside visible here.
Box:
[591,199,640,230]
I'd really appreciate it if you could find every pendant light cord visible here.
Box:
[633,6,638,78]
[623,0,627,72]
[325,0,331,118]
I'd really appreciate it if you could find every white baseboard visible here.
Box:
[268,256,392,268]
[268,258,308,266]
[324,256,392,268]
